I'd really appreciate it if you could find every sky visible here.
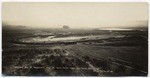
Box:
[2,2,148,29]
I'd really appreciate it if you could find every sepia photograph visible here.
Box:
[2,2,148,76]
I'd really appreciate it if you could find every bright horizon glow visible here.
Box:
[2,2,148,29]
[99,28,133,31]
